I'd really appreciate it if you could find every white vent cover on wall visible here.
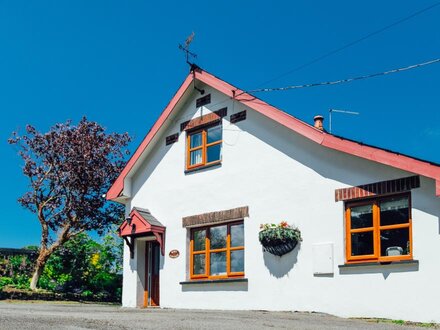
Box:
[312,243,334,275]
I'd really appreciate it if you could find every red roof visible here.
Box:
[107,67,440,200]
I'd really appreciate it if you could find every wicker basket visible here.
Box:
[261,239,298,257]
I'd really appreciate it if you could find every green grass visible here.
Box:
[356,317,438,328]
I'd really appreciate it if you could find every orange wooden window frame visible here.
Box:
[186,123,222,170]
[189,221,244,280]
[345,192,413,264]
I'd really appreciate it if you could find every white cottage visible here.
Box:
[107,66,440,323]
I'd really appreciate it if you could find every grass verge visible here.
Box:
[356,317,439,328]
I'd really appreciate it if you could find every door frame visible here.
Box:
[144,241,160,307]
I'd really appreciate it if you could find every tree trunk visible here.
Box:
[30,251,49,291]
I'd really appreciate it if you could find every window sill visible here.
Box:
[338,259,419,269]
[185,162,221,174]
[180,278,248,285]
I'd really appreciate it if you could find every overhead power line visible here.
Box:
[256,1,440,87]
[243,58,440,94]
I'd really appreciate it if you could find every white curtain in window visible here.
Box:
[191,150,202,165]
[381,198,408,211]
[351,205,372,216]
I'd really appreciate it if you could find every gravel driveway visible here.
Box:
[0,301,428,330]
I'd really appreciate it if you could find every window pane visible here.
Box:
[350,204,373,229]
[380,228,410,256]
[193,230,206,251]
[190,133,202,148]
[207,144,221,163]
[210,252,226,276]
[207,125,222,144]
[351,231,374,256]
[193,254,205,275]
[380,197,409,226]
[190,150,202,165]
[231,250,244,273]
[231,223,244,247]
[210,225,227,249]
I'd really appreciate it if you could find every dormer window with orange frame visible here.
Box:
[186,123,222,170]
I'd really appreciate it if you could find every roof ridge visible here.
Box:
[133,206,151,214]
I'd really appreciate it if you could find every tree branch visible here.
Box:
[47,223,72,255]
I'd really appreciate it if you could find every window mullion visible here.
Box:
[350,227,374,233]
[202,130,207,166]
[206,229,210,277]
[373,202,380,259]
[345,207,352,261]
[409,197,413,258]
[209,248,228,253]
[192,251,206,255]
[186,134,190,170]
[190,236,194,278]
[379,223,410,231]
[226,225,231,275]
[206,140,222,147]
[189,146,203,152]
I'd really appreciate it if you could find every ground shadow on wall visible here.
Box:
[181,282,248,292]
[263,245,300,278]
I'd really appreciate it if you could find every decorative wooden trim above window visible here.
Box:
[182,206,249,228]
[230,110,247,124]
[196,94,211,108]
[335,176,420,202]
[165,133,179,146]
[180,108,227,131]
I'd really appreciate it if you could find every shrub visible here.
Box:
[81,290,93,297]
[1,231,122,302]
[0,277,14,290]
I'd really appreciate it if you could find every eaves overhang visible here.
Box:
[107,67,440,200]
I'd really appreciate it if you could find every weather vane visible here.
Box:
[178,32,197,65]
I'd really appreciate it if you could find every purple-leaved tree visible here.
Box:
[9,117,131,290]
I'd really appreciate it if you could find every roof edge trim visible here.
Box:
[107,68,440,200]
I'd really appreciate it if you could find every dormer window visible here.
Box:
[186,123,222,170]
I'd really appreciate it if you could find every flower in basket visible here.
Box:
[258,221,302,256]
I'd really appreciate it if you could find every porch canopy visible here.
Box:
[118,207,166,258]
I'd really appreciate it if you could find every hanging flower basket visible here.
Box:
[259,222,302,257]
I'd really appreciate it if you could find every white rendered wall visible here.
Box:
[121,233,145,308]
[122,84,440,322]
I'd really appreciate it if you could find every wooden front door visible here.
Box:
[144,242,160,307]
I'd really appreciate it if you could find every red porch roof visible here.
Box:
[119,207,166,256]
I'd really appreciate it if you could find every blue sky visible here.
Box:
[1,1,439,247]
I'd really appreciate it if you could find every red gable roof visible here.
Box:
[107,67,440,200]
